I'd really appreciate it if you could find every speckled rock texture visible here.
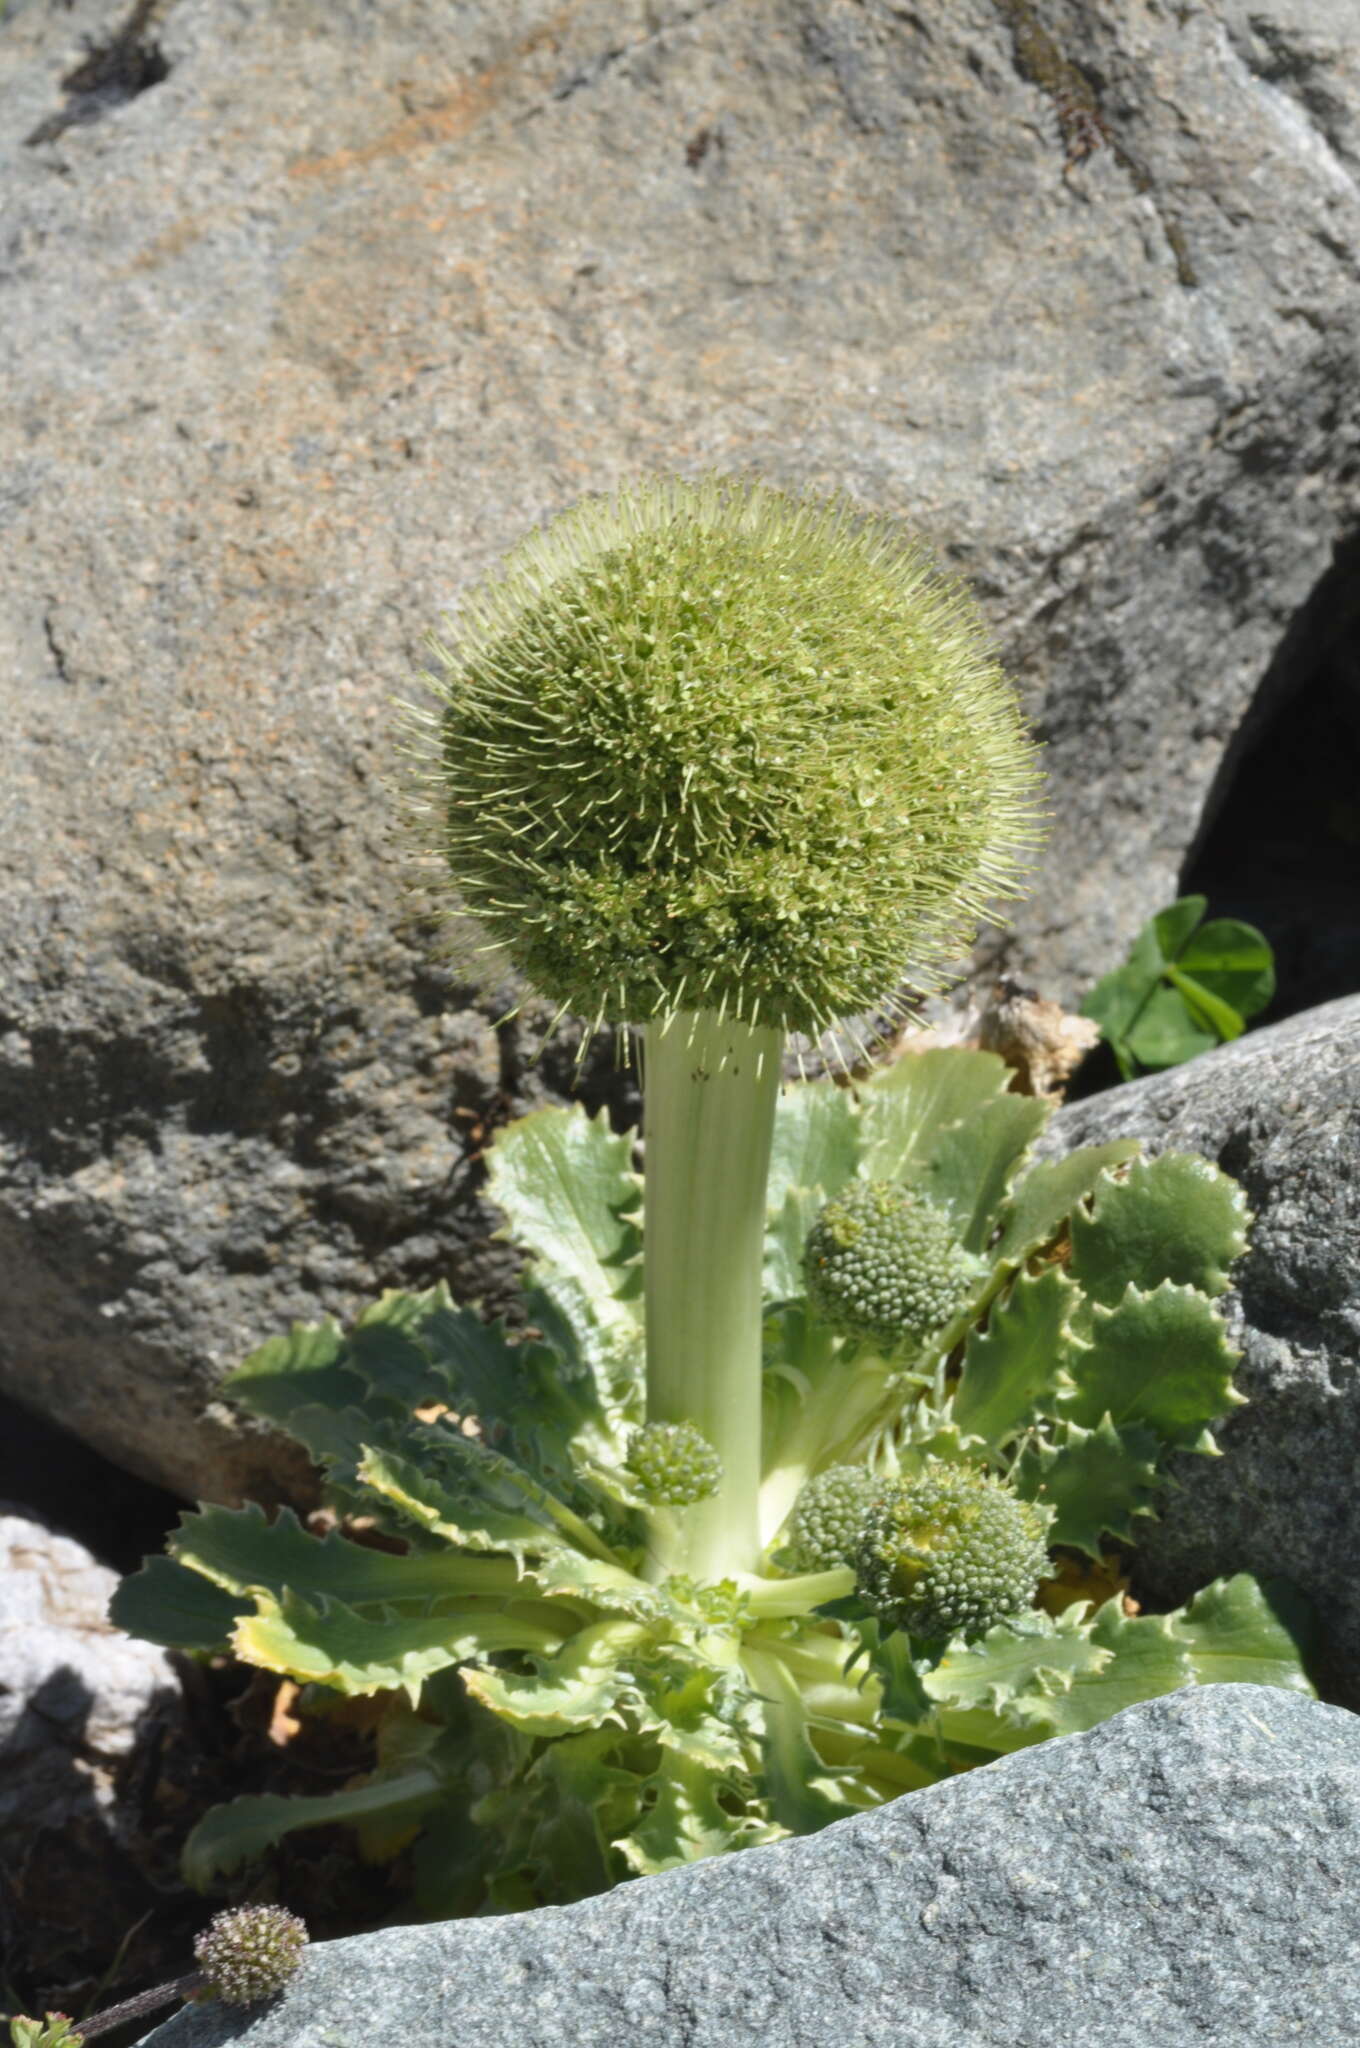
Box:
[1043,995,1360,1705]
[143,1686,1360,2048]
[0,1505,179,1836]
[2,0,1358,1502]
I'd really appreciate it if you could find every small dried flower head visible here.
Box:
[193,1905,308,2006]
[412,475,1042,1037]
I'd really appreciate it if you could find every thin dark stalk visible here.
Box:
[76,1974,206,2041]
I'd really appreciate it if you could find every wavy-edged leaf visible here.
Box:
[470,1726,645,1908]
[1173,1574,1317,1696]
[857,1048,1014,1184]
[620,1751,774,1875]
[181,1765,447,1888]
[1061,1282,1246,1446]
[1018,1597,1192,1735]
[921,1605,1109,1717]
[109,1552,245,1650]
[1013,1415,1162,1557]
[991,1140,1141,1269]
[951,1266,1078,1454]
[639,1680,751,1775]
[233,1587,564,1698]
[1070,1153,1250,1306]
[520,1544,672,1620]
[414,1300,539,1423]
[166,1501,519,1607]
[917,1093,1050,1251]
[225,1317,363,1429]
[485,1105,643,1398]
[766,1078,859,1219]
[462,1618,645,1736]
[346,1299,452,1412]
[356,1433,569,1556]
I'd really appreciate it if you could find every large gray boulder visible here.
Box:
[1044,995,1360,1706]
[2,0,1357,1502]
[145,1685,1360,2048]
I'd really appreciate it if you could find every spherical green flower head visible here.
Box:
[854,1462,1053,1642]
[626,1420,723,1506]
[785,1462,880,1572]
[803,1179,983,1348]
[193,1905,308,2006]
[423,475,1042,1035]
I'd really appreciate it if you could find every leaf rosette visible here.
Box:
[113,1047,1312,1913]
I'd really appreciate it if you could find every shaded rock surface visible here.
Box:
[0,1505,179,1837]
[144,1685,1360,2048]
[2,0,1359,1502]
[1043,995,1360,1705]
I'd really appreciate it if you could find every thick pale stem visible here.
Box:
[643,1010,783,1580]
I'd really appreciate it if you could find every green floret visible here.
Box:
[854,1461,1053,1642]
[803,1180,982,1349]
[626,1421,724,1506]
[784,1464,880,1572]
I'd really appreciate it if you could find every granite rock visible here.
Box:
[2,0,1358,1501]
[1043,995,1360,1705]
[144,1684,1360,2048]
[0,1505,179,1836]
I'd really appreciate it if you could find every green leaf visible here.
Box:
[1124,984,1219,1070]
[1164,966,1243,1042]
[922,1605,1110,1715]
[234,1587,563,1698]
[743,1644,863,1834]
[991,1140,1141,1270]
[1061,1282,1245,1446]
[225,1317,364,1429]
[345,1324,443,1416]
[166,1501,520,1607]
[462,1619,645,1736]
[951,1266,1079,1454]
[472,1728,644,1906]
[846,1614,933,1725]
[353,1436,565,1558]
[1012,1416,1162,1557]
[485,1105,644,1396]
[916,1093,1050,1252]
[620,1751,774,1874]
[1174,1574,1317,1695]
[1175,916,1276,1022]
[181,1765,448,1888]
[857,1048,1014,1183]
[633,1658,753,1772]
[1016,1597,1191,1735]
[109,1551,245,1650]
[1069,1153,1250,1306]
[1081,897,1274,1077]
[766,1078,860,1217]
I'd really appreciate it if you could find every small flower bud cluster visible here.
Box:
[785,1464,880,1572]
[854,1461,1052,1642]
[625,1421,724,1506]
[804,1180,982,1349]
[193,1904,309,2006]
